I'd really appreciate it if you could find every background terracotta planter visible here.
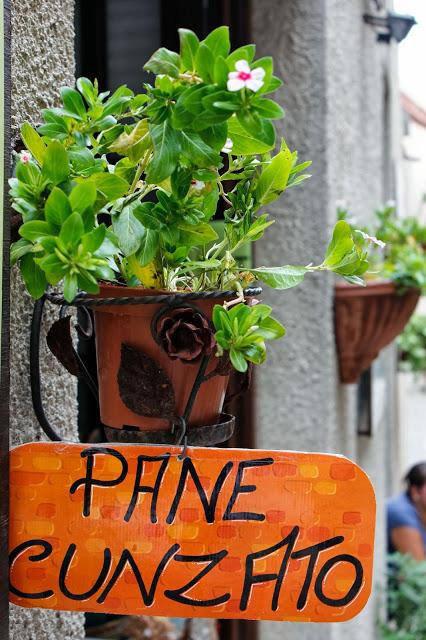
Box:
[334,280,420,384]
[93,284,234,431]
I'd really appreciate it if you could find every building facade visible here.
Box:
[8,1,402,639]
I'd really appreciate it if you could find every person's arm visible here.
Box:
[391,527,426,560]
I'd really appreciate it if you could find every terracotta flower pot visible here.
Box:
[93,284,238,431]
[334,280,420,384]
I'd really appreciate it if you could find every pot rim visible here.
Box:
[96,282,261,299]
[334,279,420,299]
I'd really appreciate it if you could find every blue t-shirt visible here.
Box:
[387,492,426,553]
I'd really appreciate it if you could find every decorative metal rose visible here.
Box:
[158,308,216,362]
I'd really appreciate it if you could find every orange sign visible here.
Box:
[9,443,375,622]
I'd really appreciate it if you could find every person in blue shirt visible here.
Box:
[387,462,426,560]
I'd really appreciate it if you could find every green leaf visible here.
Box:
[45,187,72,228]
[179,28,199,71]
[63,273,78,302]
[145,121,181,184]
[250,265,307,290]
[81,225,106,253]
[76,77,96,106]
[16,160,41,186]
[256,145,293,205]
[59,212,84,249]
[133,201,157,229]
[227,116,275,155]
[256,316,286,340]
[19,220,53,242]
[36,253,67,285]
[42,141,70,185]
[60,86,87,119]
[68,148,101,177]
[252,57,273,93]
[203,90,240,112]
[90,172,129,201]
[20,122,46,165]
[77,270,100,294]
[323,221,356,268]
[69,181,97,214]
[180,130,220,167]
[10,239,35,265]
[242,343,266,365]
[230,348,248,373]
[263,76,283,94]
[178,222,218,246]
[144,47,181,78]
[195,43,214,83]
[171,167,192,199]
[112,205,145,256]
[245,214,274,241]
[212,305,232,335]
[109,119,150,162]
[226,45,256,67]
[136,229,159,266]
[103,85,133,117]
[21,254,47,298]
[42,108,70,131]
[253,98,285,120]
[213,56,229,86]
[203,26,230,59]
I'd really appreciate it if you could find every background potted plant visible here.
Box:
[335,203,424,383]
[10,26,367,438]
[378,553,426,639]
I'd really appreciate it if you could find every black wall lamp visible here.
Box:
[363,11,417,43]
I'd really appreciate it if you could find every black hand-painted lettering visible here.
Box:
[240,527,299,611]
[9,539,54,599]
[166,458,233,524]
[315,554,363,607]
[97,544,179,605]
[223,458,273,521]
[69,447,128,517]
[291,536,344,610]
[124,454,170,523]
[59,543,112,601]
[164,550,230,607]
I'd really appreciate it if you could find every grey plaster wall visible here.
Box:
[10,0,84,638]
[253,1,398,640]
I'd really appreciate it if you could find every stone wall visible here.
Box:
[10,0,84,638]
[253,1,399,639]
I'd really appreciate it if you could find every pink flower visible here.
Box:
[227,60,265,93]
[20,151,31,164]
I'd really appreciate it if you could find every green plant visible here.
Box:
[398,314,426,376]
[338,202,426,292]
[11,26,368,373]
[378,553,426,639]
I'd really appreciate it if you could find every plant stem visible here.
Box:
[129,150,150,193]
[218,180,233,207]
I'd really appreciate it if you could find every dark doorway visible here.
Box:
[74,3,257,640]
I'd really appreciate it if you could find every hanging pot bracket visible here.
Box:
[29,288,260,448]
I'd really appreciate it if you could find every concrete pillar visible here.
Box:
[10,0,84,638]
[252,1,397,639]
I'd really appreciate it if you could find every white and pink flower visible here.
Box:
[227,60,265,93]
[20,151,32,164]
